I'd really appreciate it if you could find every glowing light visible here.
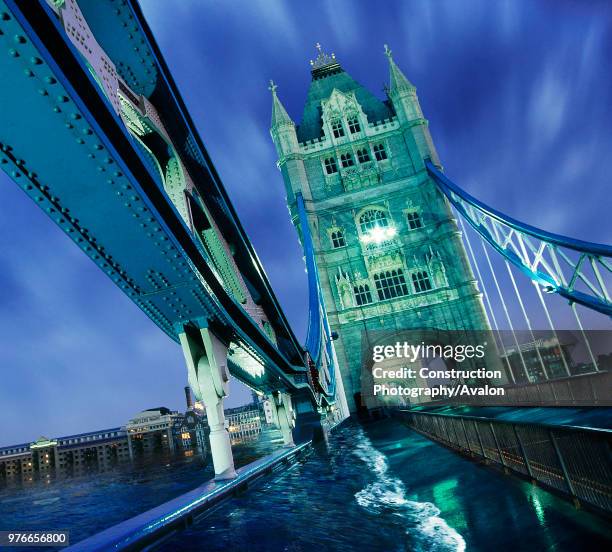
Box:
[360,225,397,245]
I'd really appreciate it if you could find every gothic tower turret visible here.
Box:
[384,44,440,166]
[269,80,311,201]
[270,45,501,413]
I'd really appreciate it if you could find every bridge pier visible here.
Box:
[270,392,295,446]
[179,327,237,480]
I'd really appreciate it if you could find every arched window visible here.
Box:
[353,284,373,306]
[359,209,389,233]
[357,148,370,163]
[373,269,409,300]
[406,211,422,229]
[373,143,388,161]
[331,120,345,138]
[340,152,354,168]
[347,117,361,134]
[324,157,338,175]
[412,271,432,293]
[331,230,346,248]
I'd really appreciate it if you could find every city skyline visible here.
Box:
[1,0,611,446]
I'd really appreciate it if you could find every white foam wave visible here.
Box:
[353,429,466,552]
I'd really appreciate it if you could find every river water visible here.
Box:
[1,420,610,551]
[158,420,611,551]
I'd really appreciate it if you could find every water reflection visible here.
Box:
[0,428,284,545]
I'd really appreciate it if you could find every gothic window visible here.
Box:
[353,284,373,306]
[331,230,346,248]
[406,211,422,229]
[412,271,432,293]
[359,209,389,233]
[374,269,409,300]
[347,117,361,134]
[373,143,388,161]
[324,157,338,174]
[340,152,354,168]
[331,120,345,138]
[357,148,370,163]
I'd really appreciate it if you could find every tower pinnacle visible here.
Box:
[384,44,415,93]
[309,42,342,79]
[269,79,293,128]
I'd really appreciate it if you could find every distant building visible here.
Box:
[1,393,208,484]
[224,404,264,443]
[502,337,574,383]
[125,407,182,457]
[0,428,129,481]
[177,408,208,454]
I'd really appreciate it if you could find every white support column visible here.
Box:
[330,341,350,423]
[271,392,295,446]
[179,328,236,480]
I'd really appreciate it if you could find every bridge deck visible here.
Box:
[0,0,318,398]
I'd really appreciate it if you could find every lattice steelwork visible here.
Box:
[426,160,612,317]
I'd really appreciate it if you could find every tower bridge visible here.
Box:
[1,0,611,548]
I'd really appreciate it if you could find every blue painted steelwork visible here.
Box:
[0,0,339,408]
[426,160,612,317]
[296,192,336,398]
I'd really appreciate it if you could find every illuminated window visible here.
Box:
[347,117,361,134]
[359,209,388,233]
[357,148,370,163]
[331,120,345,138]
[373,143,388,161]
[353,284,373,306]
[406,211,422,229]
[374,269,409,300]
[324,157,338,174]
[412,271,432,292]
[340,153,354,168]
[331,230,346,248]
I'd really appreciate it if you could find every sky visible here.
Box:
[1,0,611,446]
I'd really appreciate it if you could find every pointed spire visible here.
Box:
[269,80,294,128]
[384,44,415,93]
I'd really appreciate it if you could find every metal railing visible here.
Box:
[395,409,612,515]
[432,370,612,407]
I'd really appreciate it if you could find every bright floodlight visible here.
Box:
[360,225,397,244]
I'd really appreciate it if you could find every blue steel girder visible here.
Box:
[296,193,337,401]
[0,0,321,400]
[426,160,612,318]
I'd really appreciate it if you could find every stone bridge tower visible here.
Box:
[270,45,498,413]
